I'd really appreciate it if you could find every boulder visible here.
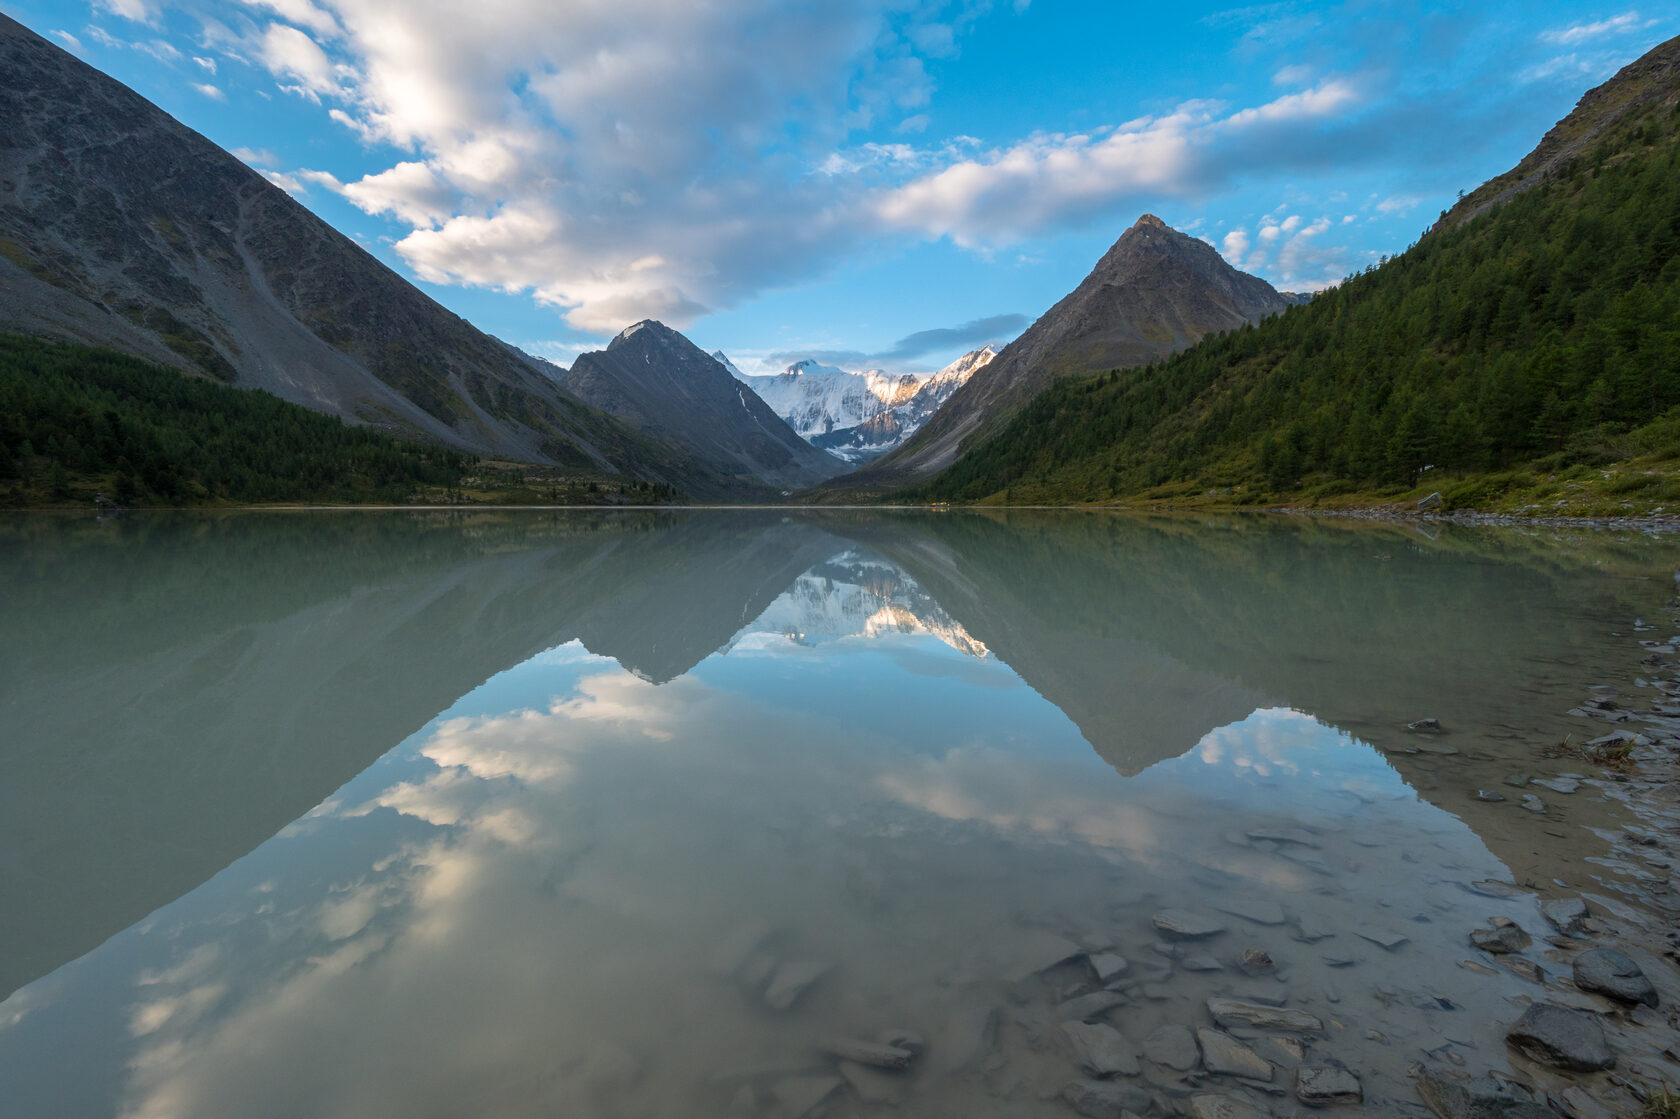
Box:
[1572,949,1658,1007]
[1505,1003,1615,1071]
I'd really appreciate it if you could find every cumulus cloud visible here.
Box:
[193,82,227,101]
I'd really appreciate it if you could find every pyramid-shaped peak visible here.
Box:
[609,319,676,348]
[1130,214,1170,232]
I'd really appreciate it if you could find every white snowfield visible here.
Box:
[717,347,996,462]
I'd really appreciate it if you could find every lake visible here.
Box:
[3,509,1677,1118]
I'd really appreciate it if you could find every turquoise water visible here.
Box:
[2,510,1675,1117]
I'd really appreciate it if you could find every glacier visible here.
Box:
[717,347,995,463]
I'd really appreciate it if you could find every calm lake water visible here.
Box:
[3,509,1678,1118]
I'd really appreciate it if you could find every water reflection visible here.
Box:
[2,510,1676,1118]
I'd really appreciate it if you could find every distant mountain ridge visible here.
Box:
[562,320,844,492]
[733,347,994,463]
[0,14,684,475]
[836,214,1292,488]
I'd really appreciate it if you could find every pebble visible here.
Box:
[1534,777,1581,795]
[1474,789,1507,802]
[1144,1025,1200,1071]
[1242,949,1273,971]
[1206,998,1323,1033]
[1572,948,1659,1007]
[1408,717,1443,733]
[1154,909,1228,939]
[1520,794,1547,814]
[1294,1064,1361,1106]
[1541,897,1589,937]
[1503,774,1532,788]
[1506,1003,1616,1071]
[1062,1021,1142,1078]
[1196,1028,1273,1081]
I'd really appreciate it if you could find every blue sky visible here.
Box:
[5,1,1676,375]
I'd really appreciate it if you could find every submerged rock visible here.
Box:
[764,961,832,1010]
[1196,1028,1272,1081]
[1144,1024,1200,1071]
[1505,1003,1615,1071]
[1295,1064,1361,1106]
[837,1061,904,1105]
[1519,794,1547,815]
[1408,717,1443,733]
[1187,1092,1268,1119]
[1533,776,1581,794]
[768,1075,841,1118]
[1089,953,1131,983]
[938,1005,997,1071]
[1062,1077,1152,1117]
[1205,998,1323,1033]
[1474,789,1506,802]
[1062,1021,1142,1078]
[1218,899,1288,926]
[1154,909,1228,939]
[1470,921,1531,955]
[816,1038,912,1069]
[1572,949,1658,1007]
[1541,897,1589,936]
[1058,990,1126,1022]
[1414,1071,1553,1119]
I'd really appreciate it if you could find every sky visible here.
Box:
[4,1,1677,376]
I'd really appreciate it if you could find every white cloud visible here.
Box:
[256,23,349,102]
[231,147,279,166]
[94,0,159,25]
[1221,228,1251,262]
[51,30,83,50]
[240,0,344,39]
[193,83,226,101]
[193,55,218,73]
[1540,11,1645,45]
[873,79,1364,247]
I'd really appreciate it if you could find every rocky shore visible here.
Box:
[708,574,1680,1119]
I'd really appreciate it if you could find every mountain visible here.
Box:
[0,15,688,475]
[914,34,1680,508]
[561,320,844,492]
[836,215,1291,487]
[738,347,993,463]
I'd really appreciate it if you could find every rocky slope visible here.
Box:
[562,321,844,491]
[0,14,685,474]
[836,215,1291,487]
[739,347,993,463]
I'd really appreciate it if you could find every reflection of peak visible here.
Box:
[732,548,990,659]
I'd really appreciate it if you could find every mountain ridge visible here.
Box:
[829,213,1292,490]
[562,320,844,493]
[0,14,689,478]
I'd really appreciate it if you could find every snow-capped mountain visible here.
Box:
[723,346,996,463]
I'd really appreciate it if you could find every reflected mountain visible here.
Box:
[3,509,1670,1000]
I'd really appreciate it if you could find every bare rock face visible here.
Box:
[562,320,844,490]
[843,213,1293,485]
[0,14,688,475]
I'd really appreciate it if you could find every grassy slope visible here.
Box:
[910,44,1680,516]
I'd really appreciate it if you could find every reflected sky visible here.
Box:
[3,513,1678,1118]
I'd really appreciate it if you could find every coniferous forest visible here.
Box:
[0,333,475,505]
[914,99,1680,510]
